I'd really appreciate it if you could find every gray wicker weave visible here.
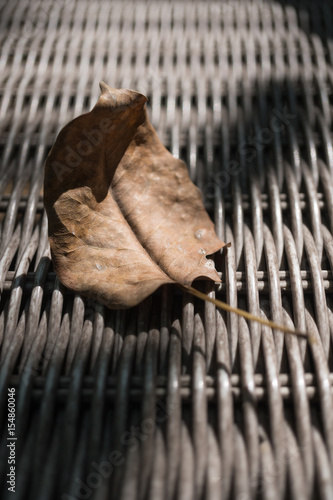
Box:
[1,0,333,498]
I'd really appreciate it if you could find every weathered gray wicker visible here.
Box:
[1,1,333,498]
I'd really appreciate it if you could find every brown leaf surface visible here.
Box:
[44,82,224,308]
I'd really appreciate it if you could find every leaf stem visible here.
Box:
[179,284,308,338]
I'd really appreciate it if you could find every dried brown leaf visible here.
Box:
[44,82,224,308]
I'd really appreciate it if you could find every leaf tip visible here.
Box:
[99,80,110,94]
[98,82,148,110]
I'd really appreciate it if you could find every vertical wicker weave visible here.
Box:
[1,1,333,498]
